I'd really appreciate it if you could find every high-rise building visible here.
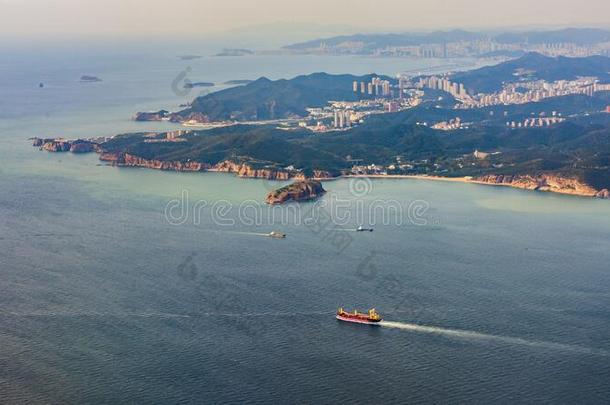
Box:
[386,102,399,113]
[333,110,353,129]
[382,81,391,96]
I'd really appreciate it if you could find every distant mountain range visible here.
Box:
[283,28,610,57]
[284,29,483,51]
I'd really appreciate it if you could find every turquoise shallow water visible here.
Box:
[1,43,610,403]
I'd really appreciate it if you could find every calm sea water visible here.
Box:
[1,42,610,404]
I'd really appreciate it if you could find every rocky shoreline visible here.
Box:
[351,174,609,199]
[32,139,609,199]
[98,152,336,180]
[472,174,610,199]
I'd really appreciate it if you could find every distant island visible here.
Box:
[178,55,202,60]
[80,75,102,83]
[215,49,255,57]
[184,82,215,88]
[33,53,610,199]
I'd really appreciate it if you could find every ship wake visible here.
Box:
[380,321,609,356]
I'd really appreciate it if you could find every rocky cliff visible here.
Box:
[33,138,97,153]
[99,153,211,171]
[474,174,610,198]
[97,154,337,181]
[213,160,298,180]
[265,180,326,204]
[133,110,170,122]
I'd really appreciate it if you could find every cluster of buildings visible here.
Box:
[373,40,514,58]
[144,130,191,143]
[459,78,610,108]
[333,109,354,129]
[416,76,469,100]
[431,117,466,131]
[312,39,610,59]
[350,164,388,175]
[306,64,610,135]
[506,117,566,128]
[300,92,422,133]
[353,77,393,97]
[516,42,610,58]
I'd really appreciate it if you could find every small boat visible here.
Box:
[267,231,286,239]
[336,308,382,325]
[356,226,374,232]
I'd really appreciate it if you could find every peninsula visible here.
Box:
[32,53,610,199]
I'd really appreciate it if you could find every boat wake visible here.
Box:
[224,231,282,238]
[380,321,609,356]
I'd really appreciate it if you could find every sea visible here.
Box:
[1,39,610,404]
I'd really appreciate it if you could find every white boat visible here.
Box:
[268,231,286,239]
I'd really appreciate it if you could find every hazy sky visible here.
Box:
[1,0,609,38]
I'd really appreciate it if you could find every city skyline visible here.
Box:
[0,0,609,38]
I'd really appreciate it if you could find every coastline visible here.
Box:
[33,142,608,200]
[343,174,608,199]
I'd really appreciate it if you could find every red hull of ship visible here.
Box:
[336,314,381,325]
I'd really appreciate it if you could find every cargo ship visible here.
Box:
[336,308,382,325]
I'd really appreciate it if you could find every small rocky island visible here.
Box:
[265,180,326,205]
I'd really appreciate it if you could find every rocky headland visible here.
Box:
[33,138,98,153]
[473,174,610,198]
[97,153,334,181]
